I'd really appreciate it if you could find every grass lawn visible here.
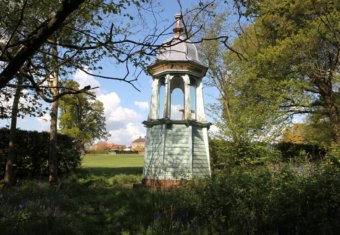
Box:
[80,153,144,176]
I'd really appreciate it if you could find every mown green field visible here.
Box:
[81,153,144,176]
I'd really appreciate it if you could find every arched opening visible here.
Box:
[170,88,184,120]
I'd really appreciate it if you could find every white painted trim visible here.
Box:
[202,127,211,176]
[182,74,191,120]
[163,74,173,119]
[196,79,206,122]
[148,78,160,120]
[188,125,193,177]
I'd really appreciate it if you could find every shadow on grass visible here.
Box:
[0,172,185,235]
[78,167,143,177]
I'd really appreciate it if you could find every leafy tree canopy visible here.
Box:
[59,80,109,152]
[203,0,340,144]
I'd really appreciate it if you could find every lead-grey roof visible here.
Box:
[157,35,200,63]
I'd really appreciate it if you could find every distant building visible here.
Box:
[90,142,126,152]
[131,136,146,153]
[108,144,126,152]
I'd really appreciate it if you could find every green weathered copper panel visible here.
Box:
[163,124,191,179]
[143,123,211,180]
[144,125,164,179]
[192,126,210,177]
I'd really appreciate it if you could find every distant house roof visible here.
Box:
[132,136,146,144]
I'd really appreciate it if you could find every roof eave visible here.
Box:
[147,60,208,78]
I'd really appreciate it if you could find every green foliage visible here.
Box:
[202,0,340,144]
[0,128,81,179]
[59,81,109,152]
[303,114,335,147]
[233,0,340,143]
[210,138,327,168]
[198,8,289,144]
[326,143,340,167]
[276,142,326,161]
[0,161,339,234]
[209,139,279,170]
[0,0,148,75]
[198,164,340,234]
[0,0,154,117]
[280,121,334,151]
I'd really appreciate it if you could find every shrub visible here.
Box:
[209,139,279,170]
[210,139,326,170]
[0,128,81,179]
[0,164,339,234]
[276,142,326,161]
[146,164,340,234]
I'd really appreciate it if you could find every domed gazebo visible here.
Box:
[142,14,211,187]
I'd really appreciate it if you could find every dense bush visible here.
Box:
[0,163,339,234]
[210,139,327,170]
[189,164,340,234]
[276,142,326,161]
[0,138,338,234]
[209,139,279,169]
[0,128,81,179]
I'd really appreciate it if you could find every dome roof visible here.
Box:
[157,35,200,62]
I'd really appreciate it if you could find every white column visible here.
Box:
[148,78,160,120]
[163,74,173,118]
[182,74,191,120]
[196,79,206,122]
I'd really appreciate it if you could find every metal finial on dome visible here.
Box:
[173,13,183,38]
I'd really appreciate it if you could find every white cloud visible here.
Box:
[107,123,145,145]
[96,88,145,145]
[74,69,101,95]
[36,113,50,132]
[107,106,142,122]
[134,101,149,110]
[98,92,121,112]
[98,92,142,123]
[170,104,183,120]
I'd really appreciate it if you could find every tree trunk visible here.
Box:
[319,80,340,144]
[4,76,23,186]
[49,96,59,184]
[48,44,59,185]
[324,93,340,144]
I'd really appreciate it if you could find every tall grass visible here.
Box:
[0,154,339,234]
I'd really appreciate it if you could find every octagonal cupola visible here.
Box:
[142,14,211,186]
[157,14,200,63]
[157,35,199,62]
[147,14,209,122]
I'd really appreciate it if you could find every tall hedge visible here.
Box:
[0,128,81,179]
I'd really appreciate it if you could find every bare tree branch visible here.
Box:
[0,0,85,89]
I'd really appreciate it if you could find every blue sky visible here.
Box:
[0,0,220,145]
